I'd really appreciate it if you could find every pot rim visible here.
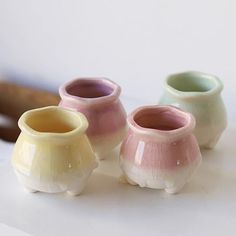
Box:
[59,77,121,107]
[164,71,223,99]
[127,105,195,141]
[18,106,88,140]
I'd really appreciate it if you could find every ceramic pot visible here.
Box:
[120,105,201,194]
[12,106,98,196]
[159,71,227,149]
[59,78,127,160]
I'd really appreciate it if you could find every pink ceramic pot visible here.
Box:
[120,105,201,194]
[59,78,127,160]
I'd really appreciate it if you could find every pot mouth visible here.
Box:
[128,105,195,140]
[18,106,88,140]
[59,78,121,106]
[165,71,223,98]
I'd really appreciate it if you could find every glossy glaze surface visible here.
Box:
[59,78,127,159]
[159,71,227,148]
[120,105,202,194]
[12,106,97,195]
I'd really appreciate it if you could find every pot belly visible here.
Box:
[14,166,96,193]
[12,134,98,195]
[120,157,201,194]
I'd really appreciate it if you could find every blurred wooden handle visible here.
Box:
[0,81,60,142]
[0,125,19,142]
[0,81,60,119]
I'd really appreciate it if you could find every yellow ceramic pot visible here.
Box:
[12,106,98,196]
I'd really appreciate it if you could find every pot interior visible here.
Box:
[167,73,216,92]
[25,110,77,133]
[134,107,187,131]
[66,80,114,98]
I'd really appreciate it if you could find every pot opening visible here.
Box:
[167,73,216,92]
[66,80,114,98]
[133,107,187,131]
[25,110,77,133]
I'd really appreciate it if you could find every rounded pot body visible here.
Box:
[59,78,127,159]
[159,71,227,148]
[120,105,202,194]
[12,106,97,195]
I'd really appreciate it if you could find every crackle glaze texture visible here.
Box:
[159,71,227,149]
[12,106,97,196]
[59,78,127,160]
[120,105,202,194]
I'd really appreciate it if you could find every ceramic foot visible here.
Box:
[67,190,83,196]
[165,182,185,194]
[67,184,86,196]
[24,186,38,193]
[95,151,111,160]
[120,174,137,186]
[201,143,215,150]
[119,175,128,184]
[201,133,222,149]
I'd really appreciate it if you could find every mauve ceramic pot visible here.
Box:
[120,105,202,194]
[159,71,227,149]
[59,78,127,160]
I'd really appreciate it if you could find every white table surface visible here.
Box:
[0,97,235,236]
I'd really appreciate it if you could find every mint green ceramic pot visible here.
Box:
[159,71,227,149]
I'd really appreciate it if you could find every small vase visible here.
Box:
[120,105,201,194]
[59,78,127,160]
[12,106,98,196]
[159,71,227,149]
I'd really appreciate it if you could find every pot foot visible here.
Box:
[120,174,137,186]
[67,190,83,196]
[201,133,222,149]
[96,151,111,160]
[24,186,38,193]
[165,182,185,194]
[67,185,86,196]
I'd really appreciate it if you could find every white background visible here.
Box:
[0,1,236,235]
[0,1,235,104]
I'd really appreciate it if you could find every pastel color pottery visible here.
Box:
[59,78,127,160]
[159,71,227,149]
[12,106,98,196]
[120,105,202,194]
